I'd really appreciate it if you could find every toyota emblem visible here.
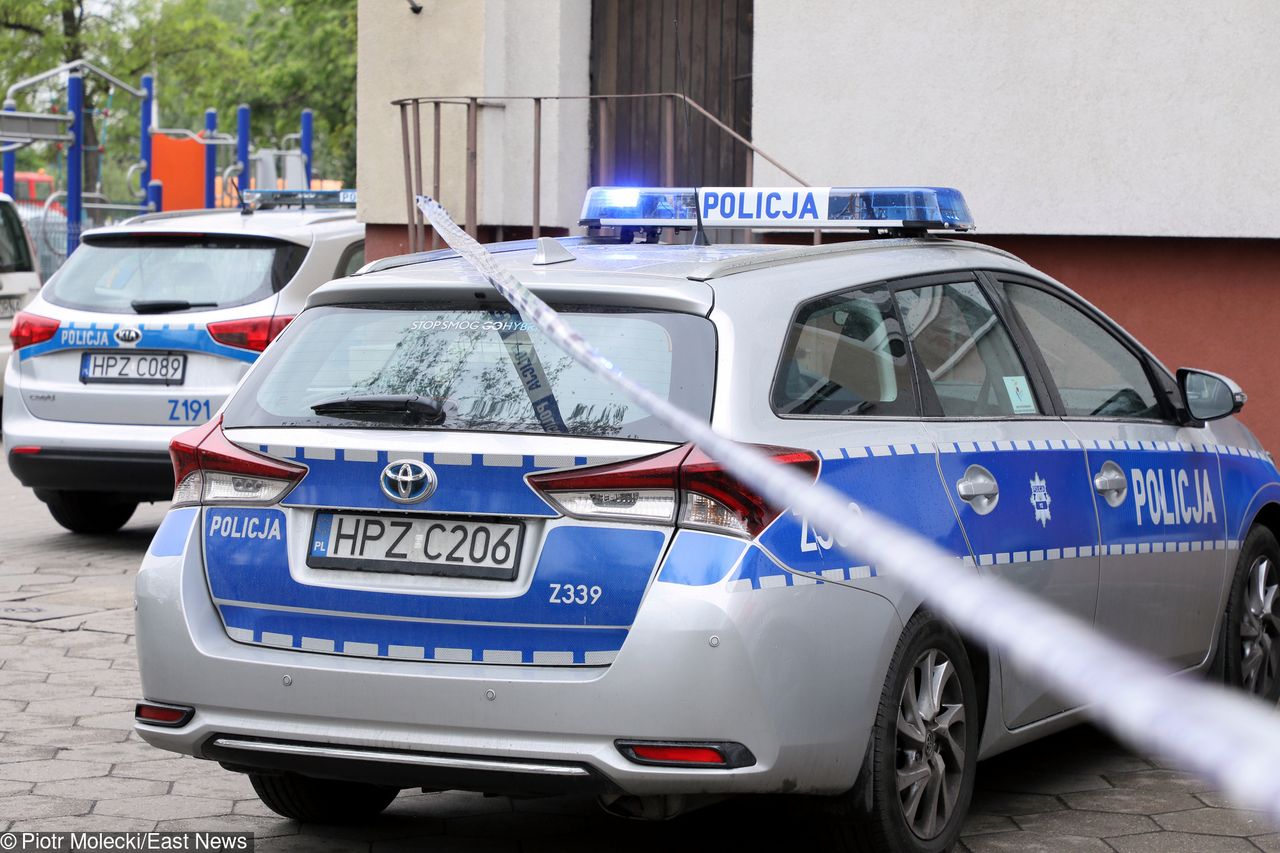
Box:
[380,459,437,504]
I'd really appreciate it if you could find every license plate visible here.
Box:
[79,352,187,385]
[0,296,19,319]
[307,512,523,581]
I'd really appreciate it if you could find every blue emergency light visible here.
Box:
[579,186,974,232]
[242,189,356,209]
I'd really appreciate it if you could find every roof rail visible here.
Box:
[685,238,1025,281]
[356,236,585,276]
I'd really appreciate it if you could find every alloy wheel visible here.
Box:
[895,647,967,840]
[1241,555,1280,700]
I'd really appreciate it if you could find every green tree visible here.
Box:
[0,0,355,204]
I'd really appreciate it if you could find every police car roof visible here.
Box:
[85,206,362,246]
[310,236,1030,316]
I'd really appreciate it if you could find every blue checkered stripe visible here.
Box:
[735,438,1269,592]
[18,321,259,363]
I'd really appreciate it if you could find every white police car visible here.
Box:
[3,190,364,534]
[133,187,1278,852]
[0,192,42,391]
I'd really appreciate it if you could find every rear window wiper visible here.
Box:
[310,394,447,426]
[130,299,220,314]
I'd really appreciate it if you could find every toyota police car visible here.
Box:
[3,190,364,534]
[132,186,1279,852]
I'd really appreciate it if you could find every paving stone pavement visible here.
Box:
[0,451,1277,850]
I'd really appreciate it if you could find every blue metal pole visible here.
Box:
[2,100,15,198]
[204,108,217,208]
[140,74,154,198]
[300,108,313,189]
[236,104,250,193]
[66,72,83,257]
[147,179,163,213]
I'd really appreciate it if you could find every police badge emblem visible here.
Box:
[1030,473,1052,527]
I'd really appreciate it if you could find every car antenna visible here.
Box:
[674,12,709,247]
[234,175,249,215]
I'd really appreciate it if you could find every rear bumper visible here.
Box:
[134,509,903,797]
[3,372,183,500]
[8,446,174,499]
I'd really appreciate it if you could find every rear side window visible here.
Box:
[0,204,33,273]
[223,306,715,441]
[44,234,306,314]
[772,284,916,417]
[895,280,1040,417]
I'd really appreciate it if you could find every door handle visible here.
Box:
[1093,460,1128,508]
[956,464,999,515]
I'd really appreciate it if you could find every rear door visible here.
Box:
[896,274,1103,729]
[992,275,1229,669]
[16,233,305,426]
[209,303,717,666]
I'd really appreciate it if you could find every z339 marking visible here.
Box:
[168,398,212,422]
[548,583,602,605]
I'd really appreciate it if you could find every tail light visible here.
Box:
[169,415,305,507]
[207,315,294,352]
[616,740,756,768]
[135,702,194,727]
[9,311,59,350]
[529,443,818,538]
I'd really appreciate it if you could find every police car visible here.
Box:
[2,190,364,534]
[132,186,1278,852]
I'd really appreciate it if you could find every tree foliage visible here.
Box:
[0,0,355,199]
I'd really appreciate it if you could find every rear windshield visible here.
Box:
[223,305,715,441]
[44,234,306,313]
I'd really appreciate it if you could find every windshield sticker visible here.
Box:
[1004,375,1037,414]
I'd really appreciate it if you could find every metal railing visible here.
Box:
[392,93,812,252]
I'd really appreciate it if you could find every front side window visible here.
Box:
[772,284,916,417]
[1002,282,1163,419]
[895,280,1040,417]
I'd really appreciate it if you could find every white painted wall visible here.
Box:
[357,0,590,229]
[752,1,1280,238]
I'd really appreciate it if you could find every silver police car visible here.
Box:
[133,187,1279,852]
[3,191,364,534]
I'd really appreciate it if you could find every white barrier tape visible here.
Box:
[417,195,1280,821]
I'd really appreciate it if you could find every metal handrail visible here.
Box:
[392,92,813,252]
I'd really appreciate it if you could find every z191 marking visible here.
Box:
[549,583,602,605]
[168,398,212,422]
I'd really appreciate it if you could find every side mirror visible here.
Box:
[1177,367,1245,422]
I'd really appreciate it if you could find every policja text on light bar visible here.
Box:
[579,186,974,231]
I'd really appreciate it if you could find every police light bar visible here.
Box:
[242,189,356,209]
[579,186,974,232]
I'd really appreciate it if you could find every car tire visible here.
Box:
[44,491,137,534]
[829,611,979,853]
[248,773,400,823]
[1223,525,1280,701]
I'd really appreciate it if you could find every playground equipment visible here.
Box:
[1,60,317,270]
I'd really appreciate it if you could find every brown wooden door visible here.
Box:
[590,0,753,187]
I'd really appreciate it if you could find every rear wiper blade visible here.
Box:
[310,393,447,426]
[130,299,219,314]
